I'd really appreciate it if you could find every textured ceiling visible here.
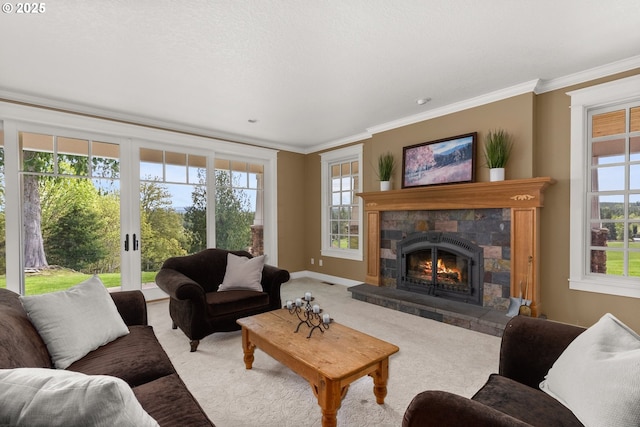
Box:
[1,0,639,153]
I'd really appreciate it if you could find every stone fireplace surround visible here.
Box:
[382,209,508,309]
[353,177,555,332]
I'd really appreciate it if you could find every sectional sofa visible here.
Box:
[0,286,214,426]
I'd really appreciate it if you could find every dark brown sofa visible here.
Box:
[0,288,214,426]
[403,315,586,427]
[155,248,290,352]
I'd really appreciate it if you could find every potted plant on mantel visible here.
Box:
[483,129,513,182]
[377,152,396,191]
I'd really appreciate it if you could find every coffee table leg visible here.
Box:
[241,327,255,369]
[315,377,342,427]
[370,358,390,404]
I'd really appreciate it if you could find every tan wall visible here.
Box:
[276,150,306,273]
[365,93,535,191]
[536,69,640,329]
[280,67,640,329]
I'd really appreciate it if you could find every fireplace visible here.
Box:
[397,232,483,305]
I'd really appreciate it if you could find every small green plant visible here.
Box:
[377,152,396,181]
[483,129,513,168]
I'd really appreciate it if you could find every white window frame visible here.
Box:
[320,144,363,261]
[568,74,640,297]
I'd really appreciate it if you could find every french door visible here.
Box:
[1,105,276,300]
[7,125,214,300]
[132,142,212,300]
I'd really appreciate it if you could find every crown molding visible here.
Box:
[0,89,306,153]
[535,54,640,94]
[366,80,541,138]
[3,54,639,156]
[315,55,640,153]
[305,132,372,154]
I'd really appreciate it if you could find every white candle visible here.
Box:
[304,292,312,301]
[322,313,330,324]
[286,300,293,309]
[312,304,320,314]
[295,298,302,307]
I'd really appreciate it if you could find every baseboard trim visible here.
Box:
[289,270,361,287]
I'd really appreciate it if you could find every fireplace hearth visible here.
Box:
[397,232,483,305]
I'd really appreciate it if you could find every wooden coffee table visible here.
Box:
[237,309,399,427]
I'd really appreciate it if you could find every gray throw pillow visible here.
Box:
[20,275,130,369]
[218,253,265,292]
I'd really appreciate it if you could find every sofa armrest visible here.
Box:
[110,290,148,326]
[402,390,532,427]
[499,315,585,388]
[155,268,206,302]
[261,264,290,310]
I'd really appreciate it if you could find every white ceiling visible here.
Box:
[1,0,639,153]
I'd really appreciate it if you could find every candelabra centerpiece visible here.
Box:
[284,292,332,338]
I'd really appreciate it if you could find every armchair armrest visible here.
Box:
[110,290,147,326]
[402,390,531,427]
[261,264,290,310]
[155,268,206,302]
[499,315,585,388]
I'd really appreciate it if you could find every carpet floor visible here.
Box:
[147,277,501,427]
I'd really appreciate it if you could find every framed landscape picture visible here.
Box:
[402,132,477,188]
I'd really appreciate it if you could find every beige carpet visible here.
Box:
[147,277,501,427]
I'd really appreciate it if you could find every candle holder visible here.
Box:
[284,296,332,338]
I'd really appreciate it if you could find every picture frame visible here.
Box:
[402,132,477,188]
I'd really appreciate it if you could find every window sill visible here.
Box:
[321,248,363,261]
[569,277,640,299]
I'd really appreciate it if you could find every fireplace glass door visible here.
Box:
[406,248,470,295]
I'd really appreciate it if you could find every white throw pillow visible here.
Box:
[539,313,640,427]
[20,275,130,369]
[0,368,158,427]
[218,253,265,292]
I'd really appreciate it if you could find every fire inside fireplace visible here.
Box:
[397,232,483,305]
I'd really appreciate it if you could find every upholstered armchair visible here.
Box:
[155,248,290,352]
[403,316,586,426]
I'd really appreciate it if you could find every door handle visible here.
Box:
[124,234,129,251]
[133,233,139,251]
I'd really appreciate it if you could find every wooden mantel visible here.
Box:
[357,177,555,317]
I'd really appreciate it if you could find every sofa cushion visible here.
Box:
[218,253,265,292]
[133,373,214,427]
[20,276,129,369]
[67,325,175,387]
[206,290,270,317]
[0,289,52,369]
[0,368,158,427]
[540,313,640,427]
[472,374,582,427]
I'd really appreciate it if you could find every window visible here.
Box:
[19,131,121,295]
[139,148,208,276]
[214,158,264,255]
[569,75,640,297]
[320,144,363,261]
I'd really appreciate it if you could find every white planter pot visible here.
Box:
[380,181,392,191]
[489,168,505,182]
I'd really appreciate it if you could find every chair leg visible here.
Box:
[190,340,200,352]
[172,321,177,330]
